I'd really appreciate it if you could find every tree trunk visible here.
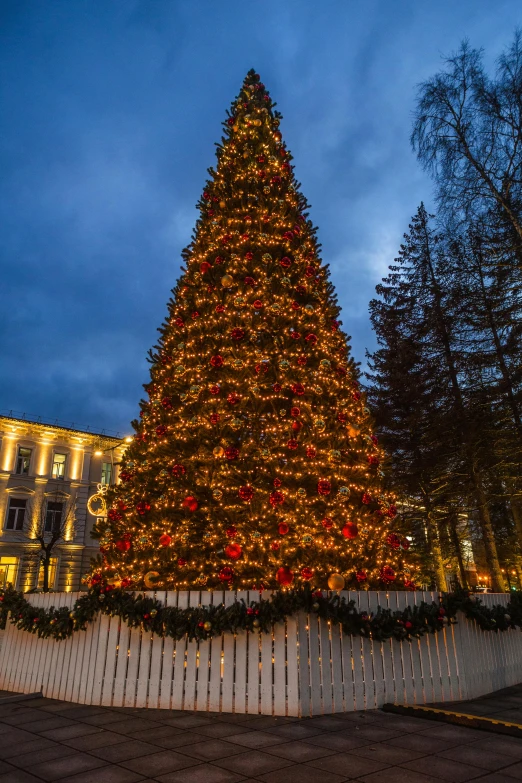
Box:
[472,475,506,592]
[426,510,447,591]
[447,510,468,589]
[42,554,50,593]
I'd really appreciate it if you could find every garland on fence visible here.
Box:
[0,583,519,643]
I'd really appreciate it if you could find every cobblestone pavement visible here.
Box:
[0,692,520,783]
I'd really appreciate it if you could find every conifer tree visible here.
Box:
[93,70,415,592]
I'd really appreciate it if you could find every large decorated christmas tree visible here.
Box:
[93,70,415,592]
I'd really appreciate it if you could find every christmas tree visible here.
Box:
[93,70,415,591]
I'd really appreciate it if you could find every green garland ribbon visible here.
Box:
[0,584,519,643]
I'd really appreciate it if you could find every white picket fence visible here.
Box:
[0,590,520,716]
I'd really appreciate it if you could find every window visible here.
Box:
[101,462,112,486]
[15,447,31,475]
[0,557,18,588]
[51,453,67,479]
[45,501,63,533]
[37,557,58,590]
[5,498,27,531]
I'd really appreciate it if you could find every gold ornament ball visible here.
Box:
[252,619,260,628]
[328,573,346,592]
[203,621,212,632]
[221,274,233,287]
[219,201,226,208]
[144,571,160,589]
[213,446,225,458]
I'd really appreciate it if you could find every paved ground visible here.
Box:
[432,683,522,725]
[0,691,521,783]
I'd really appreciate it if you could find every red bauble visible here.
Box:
[331,319,340,331]
[159,533,172,547]
[401,538,410,550]
[171,463,186,476]
[305,333,317,344]
[200,261,211,274]
[210,413,220,424]
[156,425,167,438]
[121,577,132,588]
[380,565,396,582]
[280,256,292,268]
[368,455,380,466]
[386,533,401,549]
[108,509,122,522]
[253,299,264,309]
[225,543,243,560]
[210,355,224,368]
[225,446,239,460]
[306,446,317,459]
[290,406,300,417]
[273,478,282,488]
[219,566,234,583]
[177,558,187,567]
[182,496,198,512]
[356,570,367,583]
[342,522,359,539]
[244,276,256,286]
[292,421,302,432]
[136,501,151,515]
[245,251,254,260]
[317,479,331,496]
[297,356,307,366]
[276,566,294,586]
[287,439,298,450]
[321,517,334,530]
[352,390,361,401]
[337,412,347,423]
[209,384,220,395]
[278,522,289,535]
[214,255,224,265]
[362,492,372,505]
[305,266,315,277]
[231,327,245,340]
[115,539,131,552]
[161,397,173,410]
[215,303,225,312]
[291,383,305,396]
[387,505,398,518]
[291,301,300,310]
[270,490,285,506]
[238,485,254,501]
[227,392,240,405]
[273,383,282,393]
[270,541,280,551]
[226,526,237,538]
[301,567,314,581]
[290,331,301,340]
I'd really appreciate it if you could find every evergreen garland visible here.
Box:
[0,584,520,643]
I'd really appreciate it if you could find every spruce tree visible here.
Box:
[93,70,415,592]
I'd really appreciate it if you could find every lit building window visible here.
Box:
[5,498,27,531]
[101,462,113,486]
[15,447,31,475]
[37,557,58,590]
[51,453,67,479]
[0,557,19,588]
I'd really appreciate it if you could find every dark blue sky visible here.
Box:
[1,1,520,435]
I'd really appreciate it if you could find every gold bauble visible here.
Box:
[221,274,233,287]
[328,573,346,592]
[347,425,360,438]
[203,621,212,632]
[144,571,160,589]
[219,201,226,208]
[107,577,122,588]
[213,446,225,458]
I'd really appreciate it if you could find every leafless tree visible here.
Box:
[25,487,78,592]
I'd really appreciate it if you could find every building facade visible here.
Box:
[0,414,128,592]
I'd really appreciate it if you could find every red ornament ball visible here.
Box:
[156,425,167,438]
[270,490,285,506]
[270,541,280,551]
[238,485,254,501]
[182,496,198,512]
[273,478,282,488]
[290,406,300,417]
[287,439,298,450]
[161,397,173,410]
[401,538,410,550]
[273,383,282,393]
[386,533,401,549]
[380,565,396,582]
[226,526,237,539]
[209,384,220,395]
[291,383,305,396]
[159,533,172,547]
[225,543,243,560]
[301,567,314,581]
[276,566,294,586]
[171,463,186,477]
[356,569,367,583]
[321,517,334,530]
[362,492,372,505]
[292,421,302,432]
[225,446,240,460]
[297,356,307,366]
[253,299,264,309]
[306,446,317,459]
[210,413,220,424]
[231,327,245,340]
[317,479,331,496]
[342,522,359,539]
[219,566,234,583]
[200,261,211,274]
[305,333,317,344]
[210,355,224,368]
[136,501,151,516]
[115,539,131,552]
[227,392,240,405]
[278,522,289,536]
[177,558,187,567]
[280,256,292,268]
[387,504,398,518]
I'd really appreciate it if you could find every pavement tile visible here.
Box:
[0,731,41,749]
[264,724,323,740]
[306,733,372,752]
[89,740,162,763]
[213,749,294,775]
[358,767,449,783]
[416,725,497,743]
[439,746,514,771]
[125,726,187,742]
[264,740,336,762]
[0,766,16,775]
[0,710,48,726]
[121,750,199,776]
[237,717,297,730]
[257,766,347,783]
[6,744,78,769]
[175,740,246,761]
[401,755,488,782]
[0,739,56,760]
[157,765,246,783]
[0,771,45,783]
[350,744,426,764]
[18,717,78,734]
[224,730,290,749]
[24,752,107,781]
[163,717,216,730]
[50,706,109,720]
[302,717,350,732]
[82,713,136,727]
[39,724,104,741]
[187,723,251,739]
[499,761,522,779]
[149,733,212,750]
[62,732,132,751]
[457,777,521,783]
[383,733,460,753]
[307,752,389,777]
[56,767,144,783]
[363,715,430,732]
[351,726,404,742]
[468,738,522,759]
[105,719,166,736]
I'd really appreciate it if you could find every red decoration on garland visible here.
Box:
[182,496,198,512]
[273,478,282,488]
[210,413,220,424]
[238,485,254,501]
[276,566,294,586]
[297,356,307,366]
[342,522,358,539]
[317,479,331,496]
[159,533,172,547]
[362,492,372,505]
[225,543,242,560]
[270,541,280,551]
